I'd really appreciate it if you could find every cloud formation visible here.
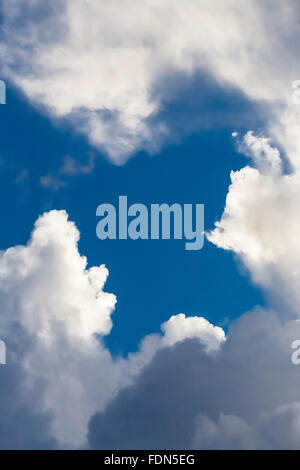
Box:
[161,314,225,352]
[208,132,300,318]
[0,210,118,446]
[1,137,300,448]
[87,131,300,449]
[2,0,300,162]
[0,210,224,447]
[2,1,300,450]
[88,309,300,449]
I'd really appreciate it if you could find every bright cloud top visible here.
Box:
[2,0,300,162]
[208,132,300,317]
[161,314,225,352]
[1,157,300,449]
[0,209,224,447]
[0,210,116,340]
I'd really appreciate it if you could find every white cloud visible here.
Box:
[190,130,300,448]
[86,128,300,450]
[1,207,300,449]
[161,313,225,352]
[2,0,300,162]
[88,307,300,449]
[0,209,224,447]
[3,1,300,449]
[0,210,116,339]
[208,132,300,317]
[0,210,118,445]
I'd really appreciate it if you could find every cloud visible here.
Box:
[40,154,95,190]
[2,143,300,448]
[208,132,300,318]
[2,0,300,163]
[160,314,225,352]
[0,361,58,449]
[2,1,300,447]
[192,402,300,450]
[88,308,300,449]
[192,413,258,450]
[40,174,67,191]
[0,210,118,446]
[87,130,300,450]
[0,209,224,447]
[3,132,300,448]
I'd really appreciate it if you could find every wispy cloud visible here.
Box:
[40,154,95,190]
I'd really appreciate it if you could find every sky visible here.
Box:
[1,0,300,450]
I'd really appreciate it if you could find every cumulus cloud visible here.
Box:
[1,0,300,162]
[87,130,300,450]
[0,363,58,449]
[161,314,225,352]
[208,132,300,317]
[88,309,300,449]
[0,209,224,447]
[1,167,300,449]
[0,210,119,446]
[2,1,300,449]
[3,137,300,448]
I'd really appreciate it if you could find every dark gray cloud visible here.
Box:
[0,338,57,449]
[88,308,300,449]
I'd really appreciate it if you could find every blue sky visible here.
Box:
[0,84,264,355]
[2,0,300,451]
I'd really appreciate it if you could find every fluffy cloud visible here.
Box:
[208,132,300,317]
[88,309,300,449]
[87,130,300,450]
[0,209,224,447]
[2,0,300,162]
[1,163,300,449]
[2,1,300,449]
[2,136,300,448]
[161,314,225,352]
[0,210,118,446]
